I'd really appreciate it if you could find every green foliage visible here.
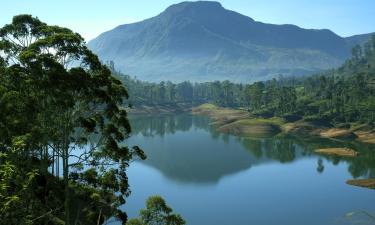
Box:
[0,160,38,218]
[126,196,185,225]
[0,15,146,225]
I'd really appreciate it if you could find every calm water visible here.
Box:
[117,114,375,225]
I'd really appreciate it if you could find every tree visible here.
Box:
[126,196,185,225]
[157,81,166,104]
[247,82,264,110]
[221,80,235,107]
[165,81,176,103]
[0,15,145,225]
[351,45,363,62]
[176,81,193,103]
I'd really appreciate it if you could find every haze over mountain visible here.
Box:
[88,1,373,82]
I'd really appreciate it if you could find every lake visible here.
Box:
[118,113,375,225]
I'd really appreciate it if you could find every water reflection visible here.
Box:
[130,114,210,137]
[129,115,255,183]
[123,114,375,225]
[128,114,375,184]
[290,136,375,179]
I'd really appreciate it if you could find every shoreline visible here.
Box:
[126,103,192,115]
[191,104,375,144]
[126,103,375,144]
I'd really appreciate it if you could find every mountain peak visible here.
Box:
[88,1,371,83]
[163,1,224,15]
[166,1,223,10]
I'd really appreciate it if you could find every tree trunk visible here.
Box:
[63,146,70,225]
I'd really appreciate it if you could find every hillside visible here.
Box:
[345,32,375,47]
[88,1,372,82]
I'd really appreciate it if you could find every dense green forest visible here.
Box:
[0,15,184,225]
[117,35,375,124]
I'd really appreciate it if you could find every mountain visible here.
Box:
[345,32,375,47]
[88,1,372,82]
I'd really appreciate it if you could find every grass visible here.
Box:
[236,117,286,126]
[193,104,284,137]
[355,131,375,144]
[193,104,249,123]
[217,118,283,138]
[349,123,375,144]
[320,128,357,139]
[197,103,218,110]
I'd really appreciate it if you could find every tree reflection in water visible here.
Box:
[128,114,375,183]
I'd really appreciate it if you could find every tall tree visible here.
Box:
[0,15,145,224]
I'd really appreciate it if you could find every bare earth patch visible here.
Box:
[315,148,359,157]
[346,179,375,189]
[282,121,329,136]
[354,131,375,144]
[217,119,282,138]
[320,128,357,139]
[193,105,283,137]
[193,104,375,144]
[192,105,249,126]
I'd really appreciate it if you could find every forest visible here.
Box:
[118,35,375,124]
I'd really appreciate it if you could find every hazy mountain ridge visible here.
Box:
[345,32,375,47]
[88,1,373,82]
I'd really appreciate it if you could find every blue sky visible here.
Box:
[1,0,374,41]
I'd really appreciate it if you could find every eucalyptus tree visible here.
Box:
[0,15,145,224]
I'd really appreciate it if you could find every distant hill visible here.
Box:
[88,1,373,82]
[345,32,375,47]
